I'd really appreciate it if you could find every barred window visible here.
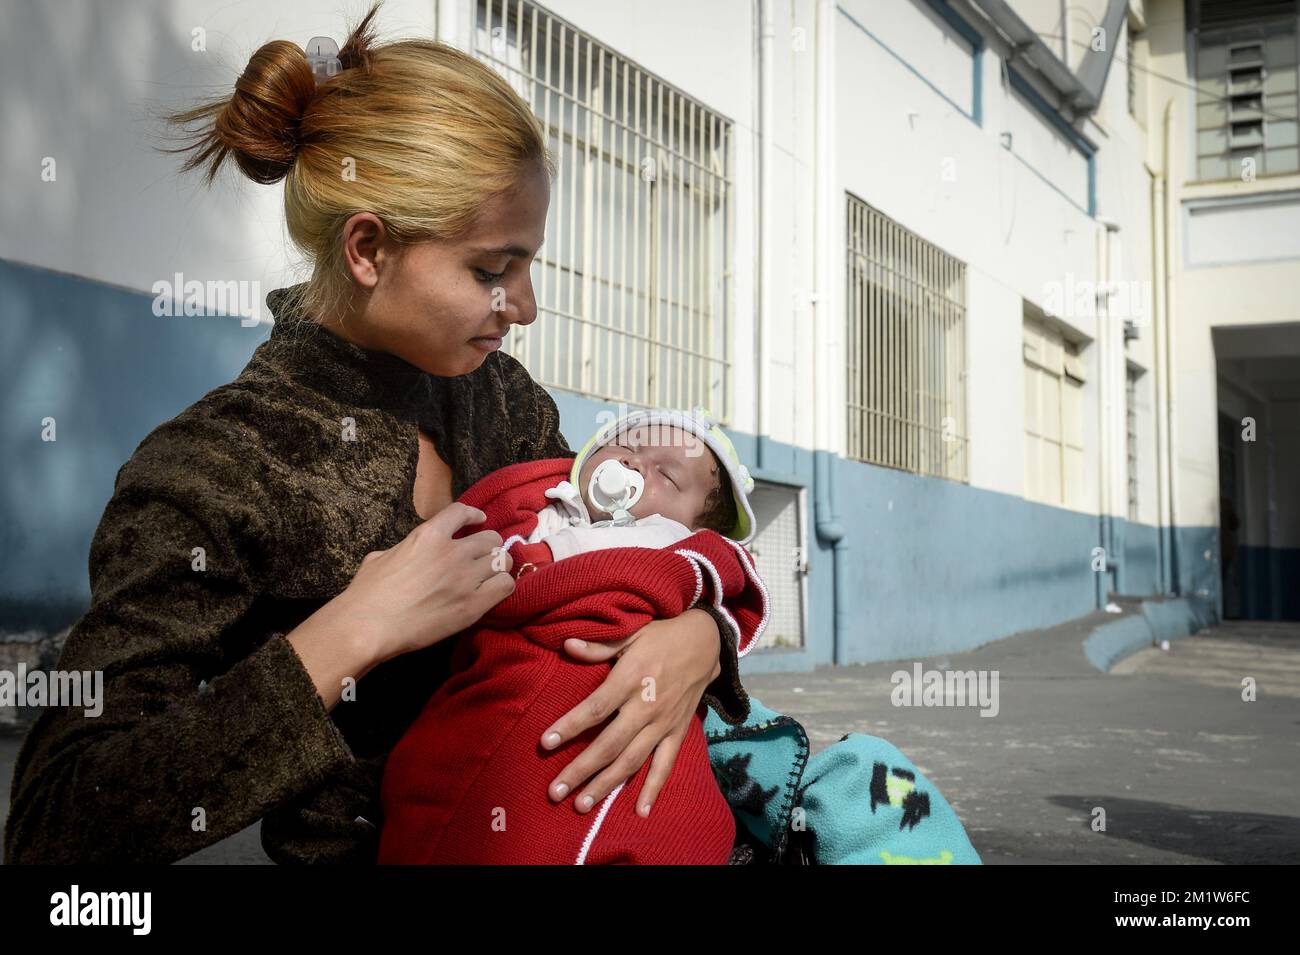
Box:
[474,0,733,419]
[845,195,968,481]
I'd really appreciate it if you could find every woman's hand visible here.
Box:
[326,502,514,669]
[540,608,723,817]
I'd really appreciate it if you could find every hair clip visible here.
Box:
[305,36,342,83]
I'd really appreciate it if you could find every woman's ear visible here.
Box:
[339,212,390,290]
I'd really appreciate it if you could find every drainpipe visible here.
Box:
[1094,222,1107,608]
[811,0,846,664]
[814,451,846,662]
[1059,0,1071,65]
[1098,216,1125,600]
[436,0,457,46]
[1094,218,1115,606]
[756,0,775,471]
[1150,159,1168,593]
[1162,98,1181,595]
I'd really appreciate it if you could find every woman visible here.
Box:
[2,2,752,864]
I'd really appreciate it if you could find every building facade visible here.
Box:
[2,0,1296,673]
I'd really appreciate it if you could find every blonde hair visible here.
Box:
[162,0,553,325]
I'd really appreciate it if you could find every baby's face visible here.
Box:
[578,424,720,529]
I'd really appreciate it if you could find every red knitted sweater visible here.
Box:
[377,457,768,864]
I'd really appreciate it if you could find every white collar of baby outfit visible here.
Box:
[544,480,591,525]
[543,479,698,537]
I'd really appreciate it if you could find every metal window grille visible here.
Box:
[746,481,807,651]
[1192,0,1300,179]
[846,195,968,481]
[1126,368,1139,520]
[474,0,733,419]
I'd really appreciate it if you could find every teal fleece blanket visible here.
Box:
[705,696,981,865]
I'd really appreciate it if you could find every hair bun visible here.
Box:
[220,40,317,184]
[162,3,387,186]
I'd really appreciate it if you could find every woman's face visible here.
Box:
[329,159,550,377]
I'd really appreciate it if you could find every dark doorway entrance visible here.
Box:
[1213,323,1300,621]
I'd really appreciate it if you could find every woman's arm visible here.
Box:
[537,607,742,818]
[4,460,510,865]
[3,489,358,864]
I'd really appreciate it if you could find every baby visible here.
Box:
[378,406,768,865]
[505,411,754,570]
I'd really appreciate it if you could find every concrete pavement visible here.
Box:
[741,615,1300,864]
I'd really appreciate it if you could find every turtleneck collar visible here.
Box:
[263,283,434,419]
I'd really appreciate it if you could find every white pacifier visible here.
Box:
[587,459,644,526]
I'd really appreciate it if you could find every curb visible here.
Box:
[1082,596,1218,672]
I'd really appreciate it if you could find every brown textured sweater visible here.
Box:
[3,284,749,865]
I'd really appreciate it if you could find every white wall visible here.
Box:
[1185,192,1300,266]
[966,270,1029,497]
[860,0,980,115]
[0,0,451,320]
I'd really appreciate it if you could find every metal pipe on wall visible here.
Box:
[755,0,775,471]
[1162,97,1181,595]
[1149,160,1168,593]
[1099,216,1125,596]
[811,0,846,665]
[1095,221,1110,607]
[436,0,458,48]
